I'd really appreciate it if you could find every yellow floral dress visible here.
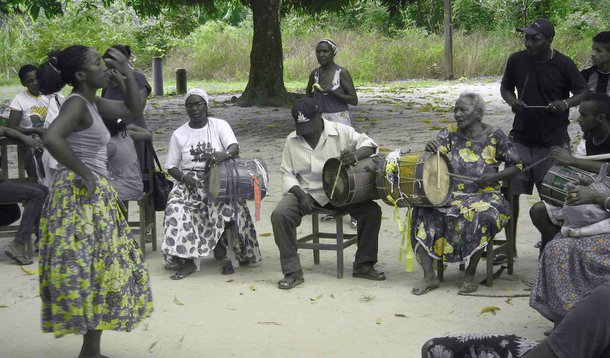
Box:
[411,124,522,263]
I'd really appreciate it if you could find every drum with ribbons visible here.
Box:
[205,157,269,203]
[376,150,451,207]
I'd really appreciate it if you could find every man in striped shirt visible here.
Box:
[581,31,610,96]
[271,98,385,289]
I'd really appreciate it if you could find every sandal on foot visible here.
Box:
[5,243,33,266]
[320,214,335,222]
[353,266,386,281]
[221,262,235,275]
[277,272,304,290]
[411,280,439,295]
[170,270,195,280]
[458,282,479,295]
[493,253,508,266]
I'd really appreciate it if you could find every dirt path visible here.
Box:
[1,78,582,357]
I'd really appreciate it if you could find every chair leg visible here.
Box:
[312,213,320,265]
[486,241,494,287]
[138,201,146,257]
[336,216,344,279]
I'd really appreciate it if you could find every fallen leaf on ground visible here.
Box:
[20,267,36,275]
[481,306,500,315]
[505,298,513,305]
[376,318,383,324]
[179,335,185,344]
[266,124,279,129]
[226,279,234,283]
[173,296,184,306]
[330,294,335,299]
[0,304,8,308]
[310,294,323,301]
[249,283,257,291]
[394,313,407,318]
[257,321,281,326]
[259,233,272,237]
[148,340,158,351]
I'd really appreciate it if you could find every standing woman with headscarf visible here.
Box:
[306,38,358,127]
[162,89,261,280]
[38,45,153,357]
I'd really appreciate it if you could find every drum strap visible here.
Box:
[386,194,414,272]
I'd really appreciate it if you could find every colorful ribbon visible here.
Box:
[386,194,413,272]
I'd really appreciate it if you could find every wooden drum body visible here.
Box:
[322,156,381,206]
[540,165,595,207]
[376,151,451,207]
[206,157,269,202]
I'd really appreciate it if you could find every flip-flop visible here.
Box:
[5,244,33,266]
[458,282,479,295]
[170,270,194,280]
[353,266,386,281]
[277,274,304,290]
[411,280,440,295]
[221,262,235,275]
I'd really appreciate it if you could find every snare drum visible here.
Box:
[206,157,269,202]
[322,156,381,206]
[376,151,451,207]
[540,165,596,206]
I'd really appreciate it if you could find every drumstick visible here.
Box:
[522,155,550,172]
[330,161,343,200]
[447,173,478,182]
[436,150,440,189]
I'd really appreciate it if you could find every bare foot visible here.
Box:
[411,278,439,295]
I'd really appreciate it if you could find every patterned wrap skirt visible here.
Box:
[530,232,610,323]
[161,170,261,265]
[39,171,153,337]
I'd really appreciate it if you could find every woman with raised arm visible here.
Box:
[38,45,152,358]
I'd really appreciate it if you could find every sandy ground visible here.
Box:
[0,78,583,357]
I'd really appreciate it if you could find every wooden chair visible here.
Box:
[296,207,359,279]
[126,171,157,257]
[436,182,515,287]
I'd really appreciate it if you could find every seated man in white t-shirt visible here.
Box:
[7,64,51,179]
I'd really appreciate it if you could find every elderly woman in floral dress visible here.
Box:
[411,92,522,295]
[162,89,261,280]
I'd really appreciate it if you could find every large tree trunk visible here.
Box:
[236,0,293,107]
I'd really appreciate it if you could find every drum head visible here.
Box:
[421,154,450,205]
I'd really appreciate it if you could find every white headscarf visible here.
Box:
[318,38,337,55]
[185,88,210,109]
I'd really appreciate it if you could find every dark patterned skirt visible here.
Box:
[422,333,537,357]
[161,170,261,266]
[39,171,153,337]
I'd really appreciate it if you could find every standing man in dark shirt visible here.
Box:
[500,18,589,230]
[581,31,610,96]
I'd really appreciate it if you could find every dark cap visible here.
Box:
[291,98,319,135]
[517,18,555,38]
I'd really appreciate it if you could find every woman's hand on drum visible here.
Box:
[474,172,498,188]
[565,185,605,206]
[210,151,230,164]
[340,149,358,166]
[425,140,441,153]
[550,148,575,166]
[182,175,198,191]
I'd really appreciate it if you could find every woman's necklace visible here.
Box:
[592,129,610,146]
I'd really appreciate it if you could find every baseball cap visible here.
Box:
[517,18,555,38]
[292,98,319,135]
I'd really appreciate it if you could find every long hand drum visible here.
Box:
[322,156,381,206]
[376,151,451,207]
[540,165,596,206]
[206,157,269,202]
